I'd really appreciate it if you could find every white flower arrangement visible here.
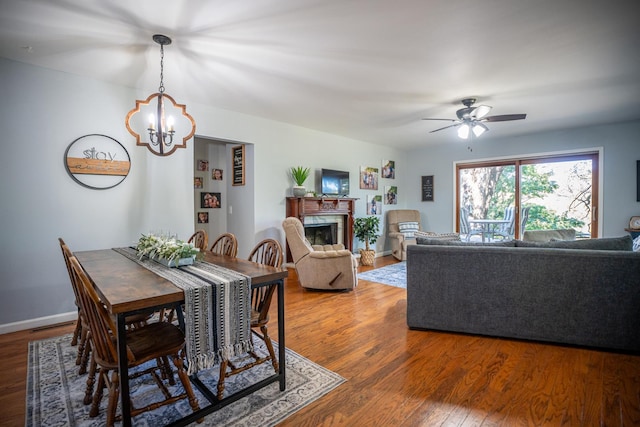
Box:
[135,233,201,267]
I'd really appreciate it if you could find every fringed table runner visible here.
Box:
[113,247,253,375]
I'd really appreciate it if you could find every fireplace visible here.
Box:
[285,196,357,263]
[304,223,338,246]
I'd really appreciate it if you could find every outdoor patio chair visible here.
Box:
[459,208,484,241]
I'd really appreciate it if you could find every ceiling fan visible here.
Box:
[422,98,527,139]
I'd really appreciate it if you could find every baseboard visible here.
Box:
[0,311,77,335]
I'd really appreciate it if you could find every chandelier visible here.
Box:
[125,34,196,156]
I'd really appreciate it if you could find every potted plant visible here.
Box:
[353,216,380,266]
[290,166,310,197]
[135,233,202,267]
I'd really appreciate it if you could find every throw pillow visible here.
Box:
[397,221,420,238]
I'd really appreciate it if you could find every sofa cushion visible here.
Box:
[515,235,633,251]
[397,221,420,238]
[417,237,516,247]
[414,231,460,241]
[522,229,576,242]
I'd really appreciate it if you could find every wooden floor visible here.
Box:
[2,255,639,426]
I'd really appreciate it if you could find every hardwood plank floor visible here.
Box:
[2,255,639,426]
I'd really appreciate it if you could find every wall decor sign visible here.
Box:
[421,175,434,201]
[232,145,245,186]
[64,134,130,190]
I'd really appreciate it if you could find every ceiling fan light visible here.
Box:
[457,123,470,139]
[474,105,492,119]
[472,122,489,137]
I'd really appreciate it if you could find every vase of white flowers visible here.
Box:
[135,234,201,267]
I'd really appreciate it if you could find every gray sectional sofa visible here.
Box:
[406,235,640,352]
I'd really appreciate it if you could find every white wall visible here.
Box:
[404,122,640,237]
[0,58,404,329]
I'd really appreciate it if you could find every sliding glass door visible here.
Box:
[457,152,598,241]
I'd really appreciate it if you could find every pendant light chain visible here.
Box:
[158,44,165,94]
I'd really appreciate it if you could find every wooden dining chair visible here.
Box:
[217,239,282,399]
[59,238,157,377]
[209,232,238,257]
[58,238,91,374]
[187,229,208,252]
[67,255,200,426]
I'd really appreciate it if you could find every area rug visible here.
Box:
[357,262,407,288]
[26,334,345,426]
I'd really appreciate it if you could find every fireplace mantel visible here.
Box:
[285,197,358,262]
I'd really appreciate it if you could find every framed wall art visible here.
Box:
[197,212,209,223]
[200,192,221,208]
[385,186,397,204]
[421,175,434,201]
[360,166,379,190]
[232,145,245,186]
[64,134,131,190]
[382,160,395,179]
[367,194,382,215]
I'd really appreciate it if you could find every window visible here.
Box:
[456,152,599,241]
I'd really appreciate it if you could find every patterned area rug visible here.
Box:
[357,262,407,288]
[26,334,345,426]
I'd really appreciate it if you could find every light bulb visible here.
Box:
[458,123,470,139]
[473,123,488,137]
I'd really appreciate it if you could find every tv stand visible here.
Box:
[285,196,358,263]
[320,193,350,198]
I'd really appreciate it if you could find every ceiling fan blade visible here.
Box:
[422,118,457,122]
[483,114,527,122]
[429,123,460,133]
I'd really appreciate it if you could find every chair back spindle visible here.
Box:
[209,233,238,257]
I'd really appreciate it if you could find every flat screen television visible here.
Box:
[320,169,350,196]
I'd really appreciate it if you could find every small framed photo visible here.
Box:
[382,160,395,179]
[360,166,379,190]
[197,212,209,223]
[194,177,203,189]
[197,160,209,171]
[367,194,382,215]
[384,186,397,204]
[212,168,223,181]
[200,192,221,208]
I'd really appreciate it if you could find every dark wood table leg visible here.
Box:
[278,279,286,390]
[116,313,132,427]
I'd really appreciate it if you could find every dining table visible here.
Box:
[74,248,288,427]
[468,218,511,242]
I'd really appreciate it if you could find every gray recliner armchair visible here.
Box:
[282,217,357,291]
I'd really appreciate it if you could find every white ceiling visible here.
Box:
[1,0,639,149]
